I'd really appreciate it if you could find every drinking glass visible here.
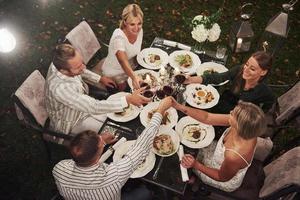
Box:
[216,45,227,59]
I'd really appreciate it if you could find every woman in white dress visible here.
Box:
[102,4,143,91]
[174,100,266,192]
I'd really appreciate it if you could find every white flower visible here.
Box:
[192,15,207,23]
[207,23,221,42]
[191,24,208,43]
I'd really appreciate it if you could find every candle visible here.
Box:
[174,67,180,75]
[236,38,243,49]
[145,74,151,84]
[159,66,166,76]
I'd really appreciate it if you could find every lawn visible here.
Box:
[0,0,299,199]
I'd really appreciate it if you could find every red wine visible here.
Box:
[156,89,166,99]
[143,90,154,98]
[174,74,186,84]
[140,82,150,90]
[163,85,173,96]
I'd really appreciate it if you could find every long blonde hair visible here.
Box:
[119,4,144,29]
[232,101,266,139]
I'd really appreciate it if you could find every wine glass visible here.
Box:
[163,85,174,96]
[155,89,166,100]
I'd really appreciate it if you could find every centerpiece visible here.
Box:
[191,10,222,52]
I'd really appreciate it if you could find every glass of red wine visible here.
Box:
[140,82,151,90]
[163,85,174,96]
[174,74,186,84]
[143,90,154,98]
[155,89,166,100]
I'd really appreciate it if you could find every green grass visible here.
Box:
[0,0,299,199]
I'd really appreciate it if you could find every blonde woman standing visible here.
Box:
[175,100,266,192]
[102,4,144,91]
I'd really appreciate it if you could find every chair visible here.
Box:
[65,20,108,93]
[12,70,73,161]
[192,145,300,200]
[264,81,300,139]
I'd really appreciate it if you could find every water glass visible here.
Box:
[216,45,227,59]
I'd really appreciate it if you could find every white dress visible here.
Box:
[194,129,255,192]
[102,28,143,83]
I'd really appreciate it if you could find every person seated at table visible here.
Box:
[52,97,173,200]
[174,100,266,192]
[185,51,274,113]
[101,4,144,91]
[45,43,150,135]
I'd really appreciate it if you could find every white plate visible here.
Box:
[196,62,229,86]
[137,48,169,70]
[169,50,201,74]
[127,69,160,90]
[152,126,180,157]
[184,84,220,109]
[140,101,178,129]
[113,140,156,178]
[175,116,215,149]
[107,92,141,122]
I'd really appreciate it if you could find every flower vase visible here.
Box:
[192,41,207,54]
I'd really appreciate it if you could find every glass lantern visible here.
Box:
[257,3,292,56]
[229,3,254,53]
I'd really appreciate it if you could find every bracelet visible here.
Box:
[100,136,107,147]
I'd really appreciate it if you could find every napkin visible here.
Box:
[178,145,189,182]
[99,137,127,163]
[163,39,177,47]
[177,43,191,51]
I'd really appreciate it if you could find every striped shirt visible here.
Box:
[45,63,127,134]
[53,113,162,200]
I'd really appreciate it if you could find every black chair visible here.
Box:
[191,142,300,200]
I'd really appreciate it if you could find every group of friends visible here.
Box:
[45,3,275,200]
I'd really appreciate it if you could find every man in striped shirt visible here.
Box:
[53,97,172,200]
[45,44,150,135]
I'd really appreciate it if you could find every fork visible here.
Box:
[152,157,164,180]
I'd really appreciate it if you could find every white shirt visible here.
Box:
[45,63,127,134]
[102,28,143,77]
[53,113,162,200]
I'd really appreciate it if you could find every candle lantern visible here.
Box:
[257,2,295,56]
[229,3,254,53]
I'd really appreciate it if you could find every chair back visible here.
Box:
[259,146,300,199]
[275,81,300,126]
[14,70,48,128]
[66,21,101,64]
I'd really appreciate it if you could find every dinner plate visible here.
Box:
[140,101,178,128]
[152,126,180,157]
[175,116,215,149]
[169,50,201,74]
[184,83,220,109]
[127,69,160,90]
[113,140,156,178]
[196,62,229,86]
[137,47,169,70]
[107,92,141,122]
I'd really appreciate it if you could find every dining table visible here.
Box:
[98,37,229,197]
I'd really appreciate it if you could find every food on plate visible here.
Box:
[148,54,161,64]
[192,87,215,105]
[182,124,207,143]
[115,105,133,117]
[137,72,158,88]
[137,159,146,170]
[203,68,219,76]
[147,109,170,125]
[175,54,193,68]
[153,134,174,155]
